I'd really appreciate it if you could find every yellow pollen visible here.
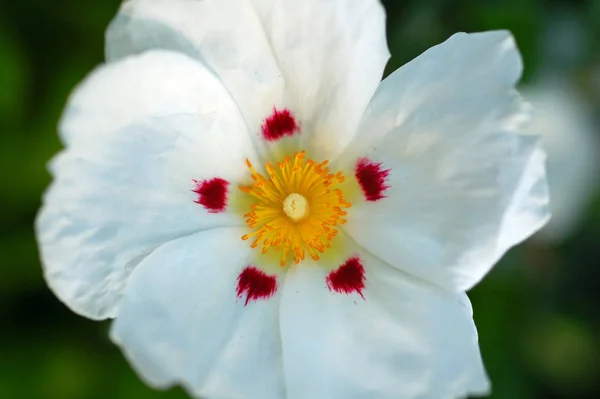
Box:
[283,193,309,221]
[239,151,351,266]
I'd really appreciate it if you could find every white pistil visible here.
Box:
[283,193,309,222]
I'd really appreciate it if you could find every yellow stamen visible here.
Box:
[239,151,351,266]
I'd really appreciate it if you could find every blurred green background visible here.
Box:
[1,0,599,398]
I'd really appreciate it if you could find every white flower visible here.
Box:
[36,1,550,398]
[523,81,599,243]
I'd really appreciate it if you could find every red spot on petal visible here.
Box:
[326,256,366,299]
[262,108,299,141]
[236,266,278,305]
[192,178,230,213]
[355,158,390,201]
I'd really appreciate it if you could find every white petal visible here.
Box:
[106,0,389,159]
[340,31,550,292]
[279,251,489,399]
[110,228,284,399]
[37,51,255,319]
[106,0,283,146]
[246,0,390,159]
[60,50,243,145]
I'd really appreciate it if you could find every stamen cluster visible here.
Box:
[240,151,351,266]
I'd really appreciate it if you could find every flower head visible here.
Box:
[523,81,599,243]
[36,0,550,398]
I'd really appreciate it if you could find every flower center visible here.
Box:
[282,193,309,221]
[239,151,351,266]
